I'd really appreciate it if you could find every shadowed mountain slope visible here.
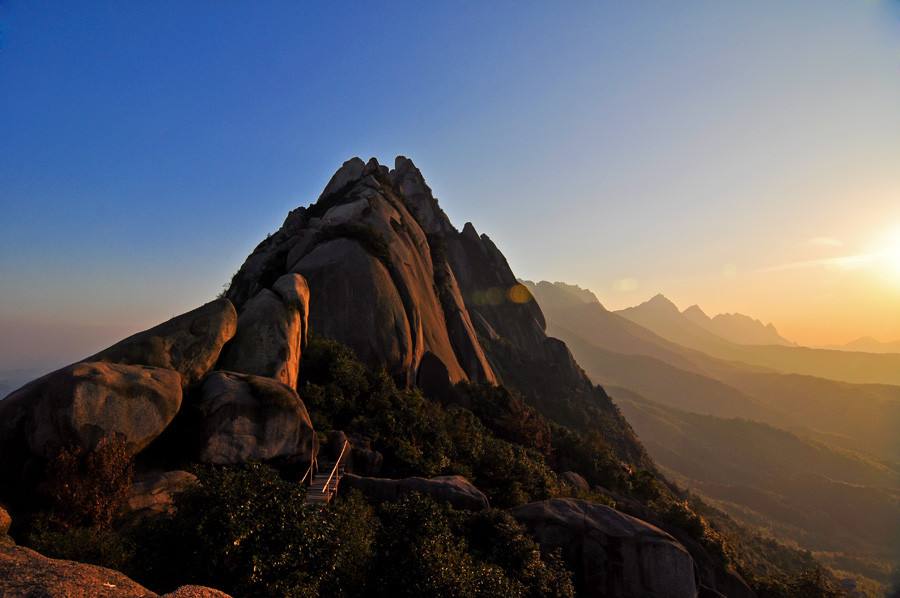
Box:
[612,388,900,584]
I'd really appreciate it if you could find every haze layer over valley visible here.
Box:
[526,280,900,589]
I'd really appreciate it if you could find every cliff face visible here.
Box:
[226,156,649,466]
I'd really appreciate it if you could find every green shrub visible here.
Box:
[452,382,552,455]
[549,424,631,492]
[460,508,575,598]
[370,493,573,598]
[127,463,376,597]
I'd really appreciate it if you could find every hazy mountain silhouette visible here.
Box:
[829,336,900,354]
[682,305,794,346]
[616,294,900,387]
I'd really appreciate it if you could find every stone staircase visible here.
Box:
[303,440,349,506]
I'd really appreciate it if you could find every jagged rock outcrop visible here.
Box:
[0,362,182,459]
[217,273,309,389]
[225,157,496,389]
[511,498,697,598]
[124,470,199,521]
[0,540,230,598]
[340,473,489,511]
[89,299,238,387]
[193,371,316,465]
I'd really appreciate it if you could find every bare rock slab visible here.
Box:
[90,299,237,387]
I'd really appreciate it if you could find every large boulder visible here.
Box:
[0,362,182,459]
[90,299,237,387]
[0,541,230,598]
[193,371,316,465]
[124,470,199,521]
[511,498,697,598]
[217,273,309,389]
[340,473,489,511]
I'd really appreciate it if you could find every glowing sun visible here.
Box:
[876,229,900,277]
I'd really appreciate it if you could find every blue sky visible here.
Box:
[2,1,900,371]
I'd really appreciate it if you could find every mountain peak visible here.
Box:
[682,304,711,323]
[523,280,605,311]
[319,157,366,198]
[644,293,679,312]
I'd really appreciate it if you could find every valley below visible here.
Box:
[527,281,900,593]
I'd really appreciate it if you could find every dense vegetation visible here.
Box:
[17,335,846,597]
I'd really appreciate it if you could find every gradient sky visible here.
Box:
[2,1,900,373]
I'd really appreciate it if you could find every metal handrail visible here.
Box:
[300,456,318,485]
[321,440,351,498]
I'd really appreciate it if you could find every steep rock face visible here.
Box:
[512,498,698,598]
[0,362,182,459]
[340,473,489,511]
[225,157,495,389]
[89,299,238,387]
[217,273,309,389]
[193,371,317,465]
[445,227,649,464]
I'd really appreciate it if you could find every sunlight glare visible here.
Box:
[877,228,900,278]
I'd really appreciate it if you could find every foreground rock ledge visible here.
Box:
[0,542,230,598]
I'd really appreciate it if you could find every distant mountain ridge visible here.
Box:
[615,293,900,387]
[526,281,900,461]
[682,304,794,346]
[829,336,900,354]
